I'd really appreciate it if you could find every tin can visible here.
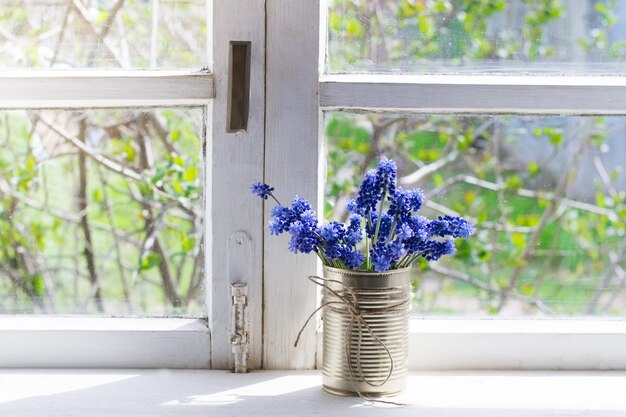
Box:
[321,266,413,397]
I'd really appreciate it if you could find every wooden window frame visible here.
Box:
[263,0,626,371]
[1,0,626,371]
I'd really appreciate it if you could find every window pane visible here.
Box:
[0,0,207,68]
[325,112,626,316]
[328,0,626,74]
[0,108,204,316]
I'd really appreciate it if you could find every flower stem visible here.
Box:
[397,253,409,268]
[373,186,386,245]
[365,213,372,270]
[365,234,370,270]
[388,216,398,243]
[269,194,282,206]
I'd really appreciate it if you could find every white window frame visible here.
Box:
[2,0,626,372]
[263,0,626,371]
[0,0,268,370]
[0,70,217,368]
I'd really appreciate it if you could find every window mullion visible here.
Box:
[263,0,322,370]
[209,0,265,370]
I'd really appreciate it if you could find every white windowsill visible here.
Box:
[1,370,625,416]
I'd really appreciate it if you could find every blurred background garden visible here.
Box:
[0,0,625,317]
[325,0,626,316]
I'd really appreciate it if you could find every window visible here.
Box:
[264,0,626,370]
[2,0,625,371]
[0,0,223,368]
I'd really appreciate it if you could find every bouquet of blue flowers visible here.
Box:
[251,157,474,272]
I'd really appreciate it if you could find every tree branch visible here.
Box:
[78,117,103,312]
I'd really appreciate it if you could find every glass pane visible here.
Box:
[325,111,626,316]
[328,0,626,74]
[0,0,206,68]
[0,108,204,316]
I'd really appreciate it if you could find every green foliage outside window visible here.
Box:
[325,0,626,316]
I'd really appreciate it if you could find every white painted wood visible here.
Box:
[320,74,626,114]
[408,318,626,370]
[209,0,264,370]
[1,370,625,416]
[0,71,214,108]
[264,0,321,370]
[0,317,209,368]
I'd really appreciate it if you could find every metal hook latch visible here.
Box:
[229,283,249,373]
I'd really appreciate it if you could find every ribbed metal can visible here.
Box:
[321,265,413,397]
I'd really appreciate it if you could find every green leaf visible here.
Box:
[511,233,526,252]
[505,175,521,191]
[124,143,136,162]
[172,155,185,167]
[25,154,36,173]
[172,179,184,195]
[31,274,45,297]
[182,235,196,252]
[520,283,535,296]
[140,253,162,271]
[346,19,364,37]
[152,166,167,184]
[93,189,103,203]
[183,166,198,182]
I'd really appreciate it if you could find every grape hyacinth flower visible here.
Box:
[250,182,275,200]
[251,157,475,272]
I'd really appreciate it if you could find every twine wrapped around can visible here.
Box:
[295,266,413,399]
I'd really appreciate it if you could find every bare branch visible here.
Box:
[87,0,127,67]
[78,118,104,312]
[497,126,592,310]
[400,149,459,186]
[430,264,553,314]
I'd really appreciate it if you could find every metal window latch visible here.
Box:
[229,283,249,373]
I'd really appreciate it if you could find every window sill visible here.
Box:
[1,370,624,416]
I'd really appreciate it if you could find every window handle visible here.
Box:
[227,41,251,132]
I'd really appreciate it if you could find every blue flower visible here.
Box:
[349,170,381,215]
[396,223,414,241]
[288,211,320,254]
[387,240,405,259]
[375,157,397,196]
[254,157,474,271]
[342,249,365,269]
[370,240,404,272]
[266,197,318,237]
[402,216,431,255]
[344,215,363,247]
[323,241,344,260]
[291,196,312,216]
[299,209,318,226]
[427,215,475,239]
[346,199,359,213]
[370,249,392,272]
[268,205,294,235]
[407,188,425,212]
[388,186,425,220]
[365,210,378,238]
[319,222,345,242]
[377,212,393,243]
[250,182,274,200]
[421,240,456,261]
